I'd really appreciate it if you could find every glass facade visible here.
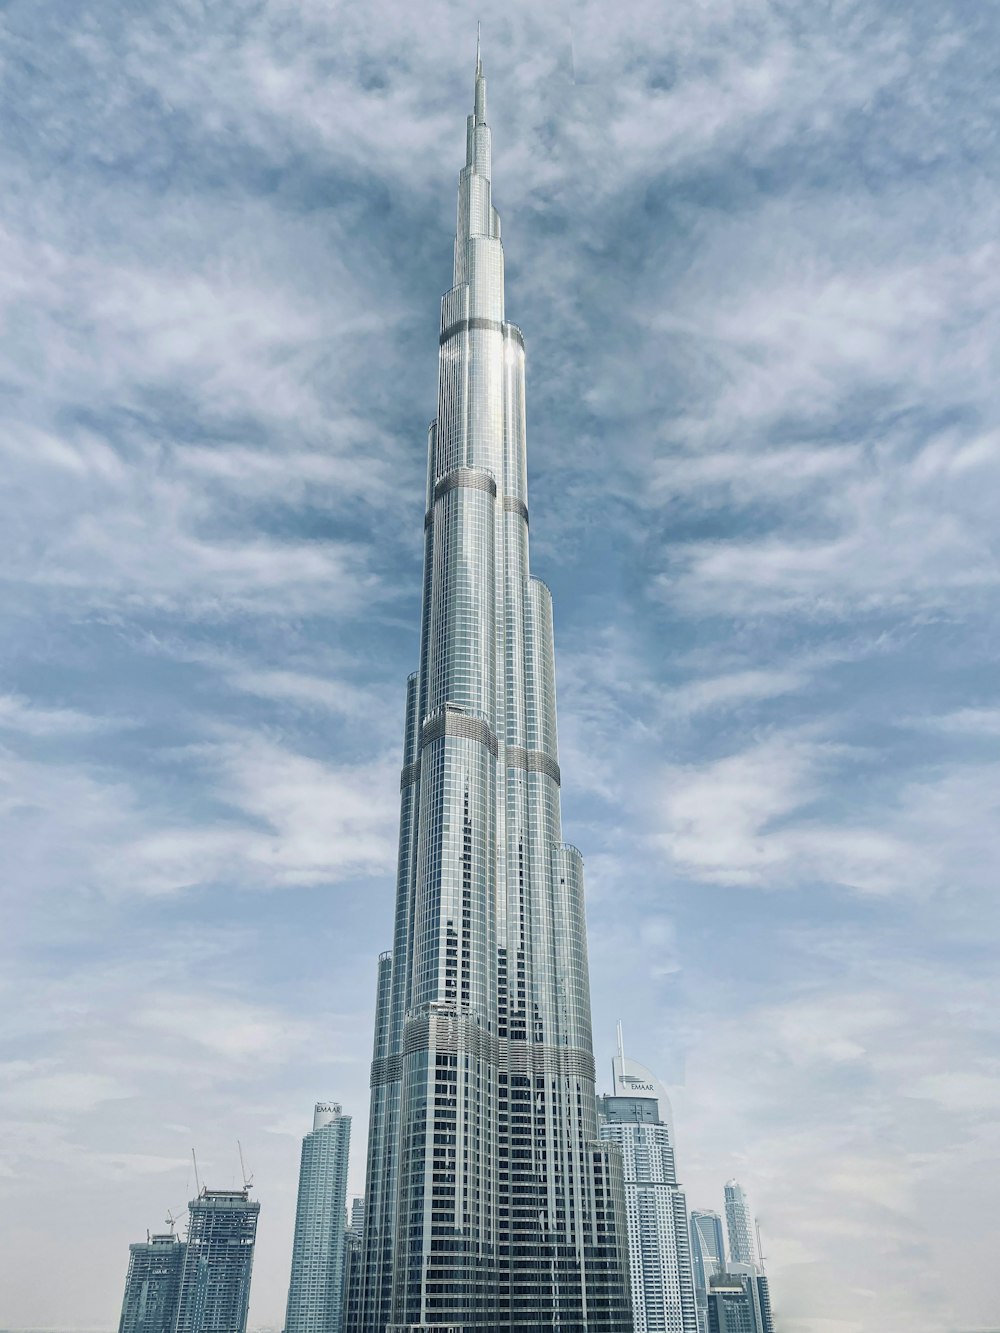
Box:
[689,1211,725,1333]
[723,1183,758,1271]
[705,1270,772,1333]
[354,53,632,1333]
[285,1103,352,1333]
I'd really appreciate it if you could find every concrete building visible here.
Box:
[118,1232,184,1333]
[173,1188,259,1333]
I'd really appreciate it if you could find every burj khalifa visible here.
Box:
[354,49,633,1333]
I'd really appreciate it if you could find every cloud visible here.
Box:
[0,1065,132,1116]
[0,727,398,903]
[113,731,399,894]
[1,0,998,1330]
[0,694,114,736]
[134,995,318,1065]
[654,731,908,890]
[653,731,1000,895]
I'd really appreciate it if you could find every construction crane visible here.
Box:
[756,1218,767,1270]
[237,1140,254,1191]
[165,1209,182,1235]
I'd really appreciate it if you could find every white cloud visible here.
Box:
[1,0,998,1329]
[0,1068,132,1116]
[134,995,318,1065]
[653,732,1000,895]
[0,694,113,736]
[115,734,399,893]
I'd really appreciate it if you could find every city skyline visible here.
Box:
[2,6,997,1333]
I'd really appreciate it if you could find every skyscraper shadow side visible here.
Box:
[352,53,633,1333]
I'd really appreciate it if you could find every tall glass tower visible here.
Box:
[689,1212,725,1333]
[355,48,632,1333]
[723,1182,759,1271]
[285,1102,352,1333]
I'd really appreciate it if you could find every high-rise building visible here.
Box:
[723,1181,759,1271]
[342,1197,366,1333]
[285,1102,352,1333]
[690,1211,725,1333]
[173,1188,259,1333]
[118,1231,184,1333]
[705,1268,773,1333]
[599,1040,698,1333]
[752,1272,774,1333]
[705,1271,753,1333]
[354,46,632,1333]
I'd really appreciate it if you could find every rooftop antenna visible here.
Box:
[237,1140,253,1191]
[191,1148,202,1197]
[476,21,482,75]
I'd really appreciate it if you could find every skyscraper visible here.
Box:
[285,1102,352,1333]
[723,1182,759,1271]
[705,1272,754,1333]
[118,1231,184,1333]
[342,1197,366,1333]
[173,1188,259,1333]
[599,1040,698,1333]
[354,47,632,1333]
[689,1211,725,1333]
[705,1269,773,1333]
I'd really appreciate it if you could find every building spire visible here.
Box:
[474,25,486,124]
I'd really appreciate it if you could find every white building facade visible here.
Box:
[723,1180,759,1270]
[599,1045,699,1333]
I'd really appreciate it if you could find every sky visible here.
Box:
[0,0,998,1330]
